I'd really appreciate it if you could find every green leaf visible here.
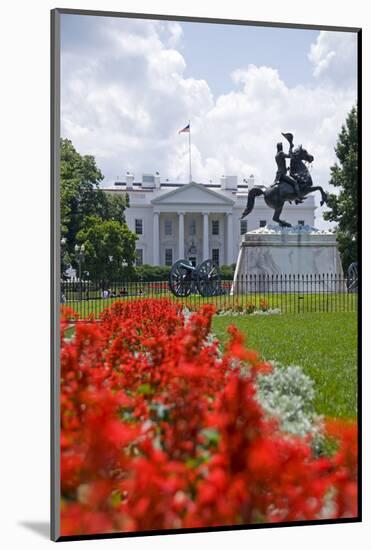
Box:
[137,383,155,396]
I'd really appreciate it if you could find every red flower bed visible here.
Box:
[60,298,357,536]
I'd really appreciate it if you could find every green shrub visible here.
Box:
[134,264,171,281]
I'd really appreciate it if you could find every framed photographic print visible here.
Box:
[51,7,361,542]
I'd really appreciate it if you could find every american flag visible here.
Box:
[178,123,190,134]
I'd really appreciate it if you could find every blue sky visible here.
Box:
[180,22,319,95]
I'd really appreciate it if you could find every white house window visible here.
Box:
[212,248,220,265]
[259,220,267,227]
[189,219,196,236]
[135,248,143,266]
[135,219,143,234]
[212,220,219,235]
[164,219,172,236]
[240,220,247,235]
[165,248,173,266]
[298,220,305,226]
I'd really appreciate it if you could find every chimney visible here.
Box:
[224,175,238,191]
[126,171,134,190]
[154,172,161,189]
[142,174,155,189]
[220,175,226,190]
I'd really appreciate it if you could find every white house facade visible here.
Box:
[104,173,316,267]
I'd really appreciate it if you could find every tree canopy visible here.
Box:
[324,106,358,271]
[60,139,136,279]
[76,216,137,281]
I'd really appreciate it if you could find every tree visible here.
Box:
[324,106,358,271]
[102,192,130,223]
[76,216,137,281]
[60,139,134,278]
[61,138,105,245]
[61,140,130,244]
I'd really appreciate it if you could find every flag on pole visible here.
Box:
[178,121,192,182]
[178,123,190,134]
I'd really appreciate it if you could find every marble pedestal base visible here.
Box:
[232,225,344,294]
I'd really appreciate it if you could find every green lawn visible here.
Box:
[212,312,358,419]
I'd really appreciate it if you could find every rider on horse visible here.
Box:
[274,133,302,202]
[241,131,327,227]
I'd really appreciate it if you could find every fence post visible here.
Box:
[326,273,329,312]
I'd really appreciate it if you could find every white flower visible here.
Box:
[252,308,282,316]
[257,363,324,452]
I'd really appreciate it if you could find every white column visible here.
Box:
[153,212,160,265]
[202,212,209,261]
[226,212,234,265]
[178,212,184,259]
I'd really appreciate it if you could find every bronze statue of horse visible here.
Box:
[241,145,328,227]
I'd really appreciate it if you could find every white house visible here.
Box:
[104,173,316,267]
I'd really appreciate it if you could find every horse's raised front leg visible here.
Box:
[273,205,292,227]
[307,186,328,206]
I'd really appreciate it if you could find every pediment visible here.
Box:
[151,182,234,206]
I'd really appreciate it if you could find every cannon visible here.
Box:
[168,259,222,298]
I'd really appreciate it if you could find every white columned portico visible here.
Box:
[153,212,160,265]
[203,212,209,261]
[226,212,234,265]
[178,212,185,259]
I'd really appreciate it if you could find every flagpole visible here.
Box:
[188,120,192,183]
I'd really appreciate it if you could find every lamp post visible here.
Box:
[74,243,85,301]
[108,255,114,290]
[61,237,67,277]
[122,259,128,280]
[60,238,67,303]
[121,260,128,295]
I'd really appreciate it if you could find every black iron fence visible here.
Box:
[61,273,357,319]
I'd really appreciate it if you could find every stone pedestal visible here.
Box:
[232,225,344,294]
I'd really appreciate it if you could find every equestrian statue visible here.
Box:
[241,132,328,227]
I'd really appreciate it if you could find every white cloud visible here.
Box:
[165,21,183,48]
[61,19,357,226]
[308,31,357,84]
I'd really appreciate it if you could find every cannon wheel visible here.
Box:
[196,259,221,297]
[168,259,193,297]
